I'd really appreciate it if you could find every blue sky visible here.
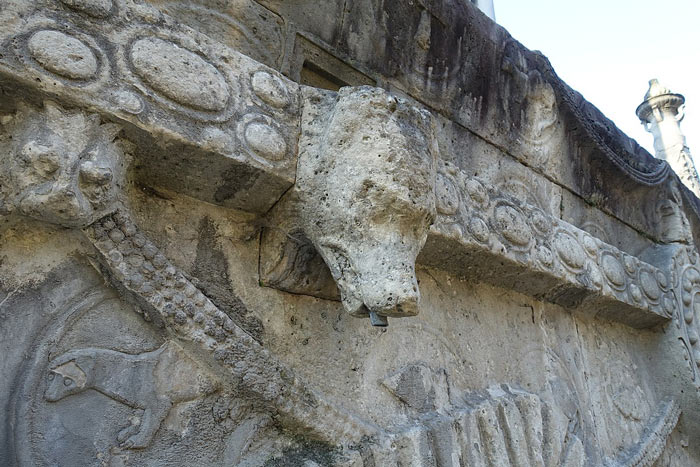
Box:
[495,0,700,158]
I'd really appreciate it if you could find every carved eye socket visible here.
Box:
[48,373,55,381]
[21,142,61,176]
[657,201,675,216]
[63,377,73,387]
[79,161,113,185]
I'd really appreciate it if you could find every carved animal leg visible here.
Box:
[116,415,141,444]
[121,398,172,449]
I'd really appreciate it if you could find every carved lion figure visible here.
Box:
[0,101,124,228]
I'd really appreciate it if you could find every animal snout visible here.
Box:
[361,278,420,318]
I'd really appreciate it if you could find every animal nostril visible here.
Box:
[369,311,388,327]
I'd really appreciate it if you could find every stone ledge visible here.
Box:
[423,160,673,329]
[0,0,674,330]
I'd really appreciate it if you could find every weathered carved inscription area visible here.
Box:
[1,0,699,465]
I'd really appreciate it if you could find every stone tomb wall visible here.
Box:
[1,0,699,466]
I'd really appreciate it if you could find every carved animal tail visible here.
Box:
[83,210,380,445]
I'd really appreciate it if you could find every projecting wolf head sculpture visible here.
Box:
[293,86,438,325]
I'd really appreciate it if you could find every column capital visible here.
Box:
[636,79,685,124]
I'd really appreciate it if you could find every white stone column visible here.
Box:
[637,79,700,197]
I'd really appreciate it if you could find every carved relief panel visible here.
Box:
[1,1,699,465]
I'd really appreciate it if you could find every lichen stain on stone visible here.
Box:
[214,165,260,204]
[192,216,264,342]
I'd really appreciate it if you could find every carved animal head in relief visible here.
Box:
[500,40,557,144]
[45,360,88,402]
[656,182,692,243]
[0,101,124,228]
[296,87,437,324]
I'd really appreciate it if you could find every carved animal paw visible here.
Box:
[117,423,140,444]
[121,432,151,449]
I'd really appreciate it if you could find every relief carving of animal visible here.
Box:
[45,340,220,449]
[0,100,124,227]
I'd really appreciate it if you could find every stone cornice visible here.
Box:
[2,1,699,462]
[422,161,674,329]
[262,160,674,329]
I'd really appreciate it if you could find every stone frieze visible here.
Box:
[1,0,698,465]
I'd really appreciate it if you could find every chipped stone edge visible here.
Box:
[605,399,680,467]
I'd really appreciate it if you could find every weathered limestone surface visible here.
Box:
[2,0,700,466]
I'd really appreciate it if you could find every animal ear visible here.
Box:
[76,355,97,377]
[53,361,88,388]
[49,350,79,368]
[42,100,64,121]
[99,123,122,141]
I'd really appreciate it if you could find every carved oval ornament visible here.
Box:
[468,217,490,243]
[690,330,700,345]
[494,204,532,247]
[656,271,668,290]
[530,210,552,234]
[629,284,643,303]
[28,30,98,80]
[130,37,229,112]
[244,121,286,161]
[589,266,603,290]
[601,252,626,289]
[683,277,693,293]
[663,295,675,316]
[581,235,598,257]
[553,231,585,270]
[639,269,661,301]
[435,174,459,215]
[465,178,488,206]
[684,291,693,307]
[685,308,694,325]
[251,70,291,108]
[623,255,637,275]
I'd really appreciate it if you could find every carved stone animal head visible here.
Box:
[45,360,89,402]
[500,40,557,145]
[0,101,124,228]
[296,87,437,324]
[656,182,692,243]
